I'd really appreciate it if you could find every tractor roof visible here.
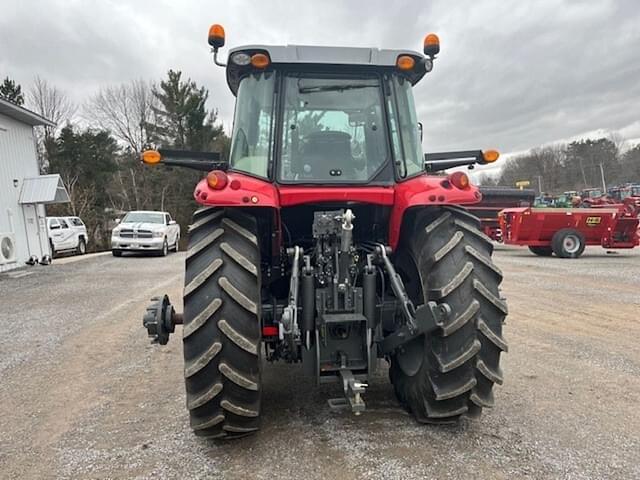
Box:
[225,44,429,95]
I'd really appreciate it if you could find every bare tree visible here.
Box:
[84,80,159,210]
[27,76,76,141]
[27,76,76,172]
[84,80,157,154]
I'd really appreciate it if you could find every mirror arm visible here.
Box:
[424,150,487,172]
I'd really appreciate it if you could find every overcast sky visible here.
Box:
[2,0,639,174]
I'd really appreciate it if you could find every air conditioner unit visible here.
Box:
[0,233,17,265]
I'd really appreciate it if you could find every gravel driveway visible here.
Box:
[0,246,639,479]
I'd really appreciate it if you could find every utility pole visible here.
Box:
[598,163,607,193]
[537,175,543,195]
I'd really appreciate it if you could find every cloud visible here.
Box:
[2,0,638,155]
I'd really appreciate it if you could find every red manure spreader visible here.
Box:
[500,199,640,258]
[468,187,536,241]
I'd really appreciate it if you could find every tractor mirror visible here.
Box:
[418,122,424,142]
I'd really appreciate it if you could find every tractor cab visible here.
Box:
[222,43,432,186]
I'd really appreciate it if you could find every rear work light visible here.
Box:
[448,171,470,189]
[231,52,251,66]
[207,170,228,190]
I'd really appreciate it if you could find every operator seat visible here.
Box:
[299,131,355,179]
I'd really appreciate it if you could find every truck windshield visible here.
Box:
[122,212,164,224]
[279,76,389,183]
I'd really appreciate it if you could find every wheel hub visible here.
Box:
[563,235,579,253]
[396,336,425,376]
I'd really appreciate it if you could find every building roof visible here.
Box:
[0,97,55,127]
[19,174,70,204]
[226,44,429,95]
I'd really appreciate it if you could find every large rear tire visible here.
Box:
[389,207,508,423]
[182,207,262,439]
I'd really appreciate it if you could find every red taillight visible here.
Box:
[449,171,470,189]
[206,170,228,190]
[262,326,278,337]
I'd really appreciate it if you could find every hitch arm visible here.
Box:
[379,302,450,354]
[375,245,416,330]
[373,244,451,354]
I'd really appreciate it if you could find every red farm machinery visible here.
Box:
[468,187,536,241]
[139,25,508,439]
[500,199,640,258]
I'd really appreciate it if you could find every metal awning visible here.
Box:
[19,174,70,204]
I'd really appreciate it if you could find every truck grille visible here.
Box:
[119,229,153,239]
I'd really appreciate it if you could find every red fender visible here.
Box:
[194,172,280,208]
[388,175,481,249]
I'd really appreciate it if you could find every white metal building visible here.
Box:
[0,98,69,272]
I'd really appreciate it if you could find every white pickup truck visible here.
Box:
[111,210,180,257]
[47,216,88,257]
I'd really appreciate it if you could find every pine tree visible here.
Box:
[150,69,225,151]
[0,77,24,105]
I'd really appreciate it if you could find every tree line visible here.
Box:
[1,73,230,251]
[478,137,640,194]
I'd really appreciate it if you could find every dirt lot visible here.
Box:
[1,246,639,479]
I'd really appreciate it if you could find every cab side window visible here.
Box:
[59,219,69,229]
[49,219,60,230]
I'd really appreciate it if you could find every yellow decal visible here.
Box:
[586,216,601,226]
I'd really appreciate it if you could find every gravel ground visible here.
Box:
[0,245,639,479]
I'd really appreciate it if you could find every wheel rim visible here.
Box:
[79,241,85,254]
[563,235,580,254]
[163,242,168,255]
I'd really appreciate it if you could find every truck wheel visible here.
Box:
[77,238,87,255]
[389,207,508,423]
[182,207,261,439]
[528,245,553,256]
[551,228,585,258]
[160,238,169,257]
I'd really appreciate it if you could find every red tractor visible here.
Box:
[141,25,507,439]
